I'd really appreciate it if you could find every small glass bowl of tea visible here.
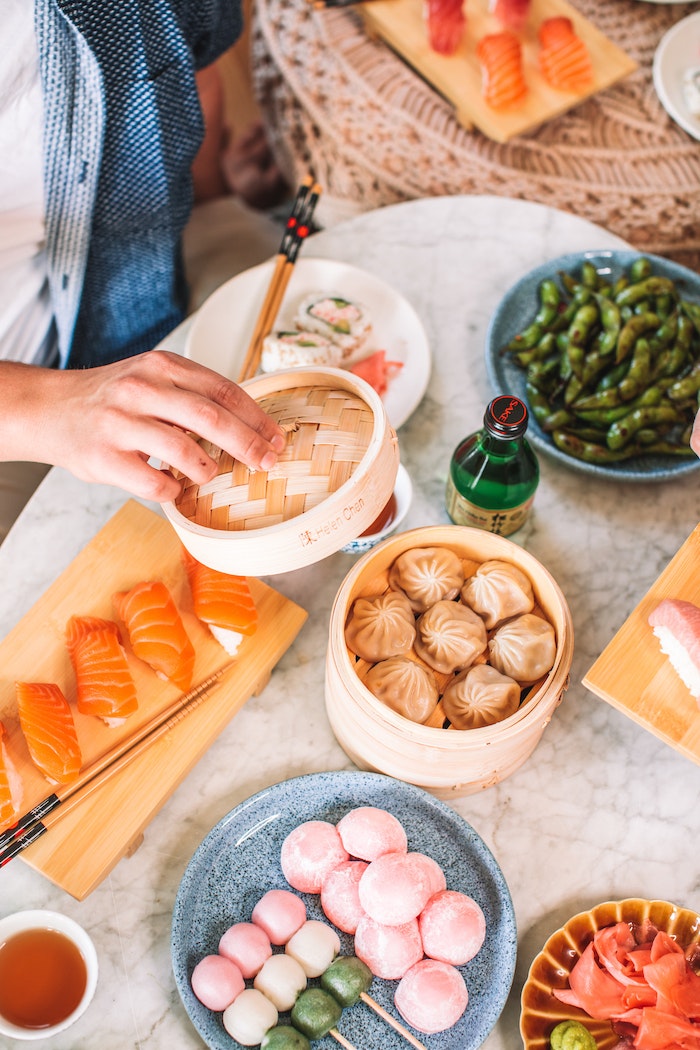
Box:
[0,910,98,1040]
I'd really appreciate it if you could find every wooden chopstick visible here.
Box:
[237,178,322,383]
[0,661,236,867]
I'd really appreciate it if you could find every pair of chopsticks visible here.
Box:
[237,176,322,383]
[0,662,236,868]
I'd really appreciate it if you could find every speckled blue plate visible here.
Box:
[485,249,700,483]
[171,770,516,1050]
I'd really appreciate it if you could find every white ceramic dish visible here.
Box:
[653,12,700,140]
[171,770,517,1050]
[0,910,98,1041]
[340,463,412,554]
[185,257,431,430]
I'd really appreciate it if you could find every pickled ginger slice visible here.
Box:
[648,598,700,701]
[16,682,82,785]
[65,615,139,724]
[113,580,195,691]
[183,550,257,657]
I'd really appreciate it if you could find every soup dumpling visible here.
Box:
[488,613,556,683]
[363,657,440,724]
[442,664,521,730]
[345,591,416,663]
[388,547,465,614]
[461,560,534,630]
[414,600,487,675]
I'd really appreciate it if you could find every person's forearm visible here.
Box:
[0,362,59,463]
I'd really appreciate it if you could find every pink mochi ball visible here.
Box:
[354,914,424,980]
[419,890,486,966]
[218,922,272,979]
[358,851,436,926]
[320,859,368,934]
[409,851,447,897]
[191,954,245,1011]
[280,820,349,893]
[251,889,307,945]
[395,959,469,1034]
[336,806,408,861]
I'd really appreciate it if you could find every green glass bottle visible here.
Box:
[445,394,539,536]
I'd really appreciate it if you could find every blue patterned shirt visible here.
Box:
[36,0,241,368]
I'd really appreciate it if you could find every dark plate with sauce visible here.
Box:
[485,250,700,483]
[519,897,700,1050]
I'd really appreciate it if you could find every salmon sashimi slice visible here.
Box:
[0,721,23,832]
[649,598,700,700]
[489,0,531,32]
[65,615,139,723]
[425,0,466,55]
[113,580,195,691]
[476,31,528,109]
[183,550,258,657]
[16,682,82,785]
[538,16,593,93]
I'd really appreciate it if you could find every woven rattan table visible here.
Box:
[251,0,700,271]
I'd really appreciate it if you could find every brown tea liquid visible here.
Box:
[0,927,87,1029]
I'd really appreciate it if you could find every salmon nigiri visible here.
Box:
[0,721,23,832]
[66,615,139,724]
[538,17,593,93]
[183,550,258,656]
[476,31,528,110]
[16,682,82,785]
[113,580,195,691]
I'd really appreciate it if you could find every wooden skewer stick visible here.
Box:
[329,1028,357,1050]
[359,992,428,1050]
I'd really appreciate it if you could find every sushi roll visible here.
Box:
[260,331,341,373]
[294,292,372,358]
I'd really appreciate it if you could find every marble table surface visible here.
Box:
[1,195,699,1050]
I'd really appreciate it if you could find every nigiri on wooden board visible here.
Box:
[359,0,637,142]
[583,524,700,764]
[0,500,307,899]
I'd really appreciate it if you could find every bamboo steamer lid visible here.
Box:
[325,525,574,798]
[163,367,399,576]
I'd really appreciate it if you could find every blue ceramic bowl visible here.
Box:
[485,249,700,483]
[171,770,517,1050]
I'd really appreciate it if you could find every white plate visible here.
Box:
[185,258,432,430]
[653,11,700,140]
[171,770,517,1050]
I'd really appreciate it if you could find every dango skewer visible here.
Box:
[320,956,428,1050]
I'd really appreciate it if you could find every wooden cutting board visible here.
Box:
[360,0,637,142]
[0,501,307,899]
[583,524,700,763]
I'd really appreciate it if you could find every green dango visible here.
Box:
[291,988,342,1040]
[261,1025,312,1050]
[320,956,373,1008]
[549,1019,598,1050]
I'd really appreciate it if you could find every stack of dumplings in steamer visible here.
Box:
[344,548,557,731]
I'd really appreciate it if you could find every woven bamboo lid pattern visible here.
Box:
[175,383,376,532]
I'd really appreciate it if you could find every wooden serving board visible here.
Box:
[0,501,307,899]
[583,524,700,763]
[360,0,638,142]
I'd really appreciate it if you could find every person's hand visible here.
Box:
[692,408,700,458]
[219,120,290,211]
[1,353,286,503]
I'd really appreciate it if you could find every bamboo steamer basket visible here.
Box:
[163,367,399,576]
[326,525,574,798]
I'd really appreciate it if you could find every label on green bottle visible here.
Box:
[445,478,534,536]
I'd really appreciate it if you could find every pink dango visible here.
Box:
[285,919,341,978]
[218,922,273,979]
[321,860,368,934]
[358,851,435,926]
[252,889,307,945]
[223,987,279,1046]
[354,914,423,980]
[394,959,469,1034]
[419,889,486,966]
[280,820,349,893]
[190,954,245,1011]
[336,806,408,862]
[254,953,308,1011]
